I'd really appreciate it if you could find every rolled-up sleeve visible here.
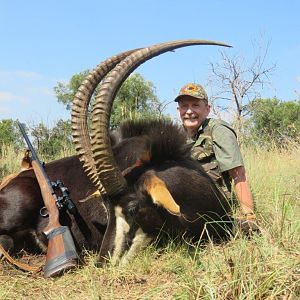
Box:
[212,123,244,172]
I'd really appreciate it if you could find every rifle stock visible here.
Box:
[18,122,79,278]
[31,160,60,234]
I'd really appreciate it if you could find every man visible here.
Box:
[175,83,259,233]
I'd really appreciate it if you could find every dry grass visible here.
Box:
[0,143,299,299]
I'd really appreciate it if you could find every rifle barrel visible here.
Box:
[18,122,54,195]
[18,123,39,161]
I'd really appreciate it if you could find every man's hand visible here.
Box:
[237,213,262,236]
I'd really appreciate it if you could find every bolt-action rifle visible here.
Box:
[18,122,79,278]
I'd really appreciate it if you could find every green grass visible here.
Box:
[0,145,24,178]
[0,144,299,299]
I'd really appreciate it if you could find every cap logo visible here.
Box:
[174,83,208,102]
[180,83,200,93]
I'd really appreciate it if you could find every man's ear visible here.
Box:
[176,106,181,118]
[206,104,211,114]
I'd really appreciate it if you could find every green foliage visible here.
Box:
[0,119,24,155]
[54,71,164,129]
[246,98,300,146]
[30,119,74,159]
[54,70,90,110]
[110,73,160,129]
[0,144,25,178]
[0,120,75,177]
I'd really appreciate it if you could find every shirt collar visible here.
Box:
[190,118,210,141]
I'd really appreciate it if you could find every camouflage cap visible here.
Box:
[174,83,208,103]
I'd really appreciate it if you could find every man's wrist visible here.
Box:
[241,212,256,220]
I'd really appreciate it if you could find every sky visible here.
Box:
[1,1,299,126]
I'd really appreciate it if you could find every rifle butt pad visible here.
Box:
[43,226,79,278]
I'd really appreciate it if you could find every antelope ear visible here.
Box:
[138,150,151,164]
[79,190,101,203]
[144,174,181,216]
[134,150,151,167]
[122,151,151,177]
[21,150,32,171]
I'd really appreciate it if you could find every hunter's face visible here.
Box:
[177,96,210,136]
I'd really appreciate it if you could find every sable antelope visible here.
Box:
[0,120,232,264]
[0,40,233,269]
[71,39,233,265]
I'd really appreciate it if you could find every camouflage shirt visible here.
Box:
[188,118,244,194]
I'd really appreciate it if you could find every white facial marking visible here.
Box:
[120,227,152,266]
[111,205,130,265]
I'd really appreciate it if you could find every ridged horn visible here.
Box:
[71,49,139,190]
[90,39,232,197]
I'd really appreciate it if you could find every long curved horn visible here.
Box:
[71,49,139,190]
[90,40,232,197]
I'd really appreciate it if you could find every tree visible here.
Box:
[30,119,73,159]
[110,73,160,129]
[207,40,275,136]
[54,71,164,129]
[246,98,300,146]
[0,119,24,155]
[54,70,90,110]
